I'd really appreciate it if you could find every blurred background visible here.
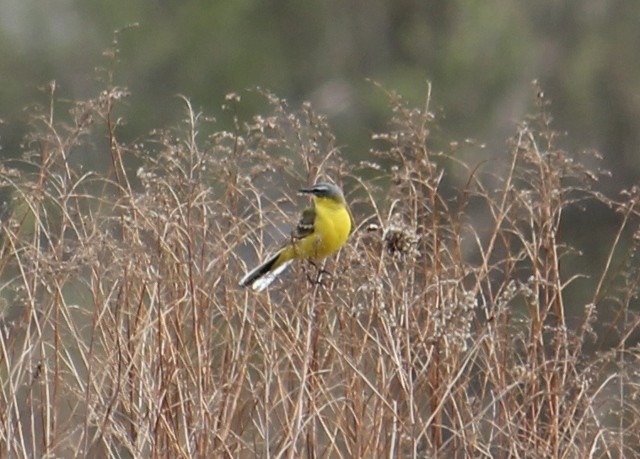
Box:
[1,0,639,191]
[1,2,639,450]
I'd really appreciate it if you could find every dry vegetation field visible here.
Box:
[0,68,639,458]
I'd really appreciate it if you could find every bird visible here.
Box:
[239,182,352,291]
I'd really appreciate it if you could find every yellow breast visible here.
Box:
[290,196,351,260]
[311,197,352,257]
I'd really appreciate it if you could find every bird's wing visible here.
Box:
[291,207,316,240]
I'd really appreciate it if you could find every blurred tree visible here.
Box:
[0,0,638,187]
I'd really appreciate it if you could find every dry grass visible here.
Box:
[0,65,639,459]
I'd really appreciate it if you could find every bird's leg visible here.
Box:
[305,260,332,287]
[304,260,318,284]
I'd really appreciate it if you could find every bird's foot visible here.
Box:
[305,261,332,287]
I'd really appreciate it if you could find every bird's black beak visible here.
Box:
[298,186,314,195]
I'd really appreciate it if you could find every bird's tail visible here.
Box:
[239,251,293,292]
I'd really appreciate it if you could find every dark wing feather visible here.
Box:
[292,207,316,240]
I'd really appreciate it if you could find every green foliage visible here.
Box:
[2,1,640,189]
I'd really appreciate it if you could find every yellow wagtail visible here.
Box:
[239,182,352,291]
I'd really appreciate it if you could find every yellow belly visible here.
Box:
[305,203,351,258]
[282,199,351,262]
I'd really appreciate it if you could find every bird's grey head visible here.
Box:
[299,182,344,201]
